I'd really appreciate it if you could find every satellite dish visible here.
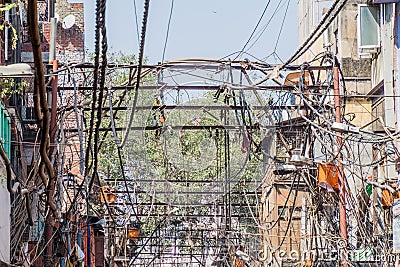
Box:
[54,13,60,22]
[62,14,76,29]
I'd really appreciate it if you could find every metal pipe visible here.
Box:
[50,84,321,91]
[87,224,91,267]
[395,3,400,192]
[78,105,308,111]
[64,124,271,133]
[334,66,347,266]
[50,60,58,153]
[49,18,57,63]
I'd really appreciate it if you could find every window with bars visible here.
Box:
[0,102,11,157]
[276,124,307,160]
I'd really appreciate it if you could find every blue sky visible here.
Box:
[72,0,298,64]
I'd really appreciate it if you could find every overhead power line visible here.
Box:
[120,0,151,148]
[85,0,102,177]
[283,0,348,67]
[133,0,140,45]
[234,0,272,60]
[161,0,175,63]
[273,0,291,53]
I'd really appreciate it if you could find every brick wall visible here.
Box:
[21,0,85,63]
[55,0,84,55]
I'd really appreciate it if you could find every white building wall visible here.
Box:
[0,158,11,264]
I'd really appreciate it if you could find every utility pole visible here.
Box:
[334,66,347,266]
[45,11,58,267]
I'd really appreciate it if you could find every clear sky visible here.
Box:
[72,0,298,64]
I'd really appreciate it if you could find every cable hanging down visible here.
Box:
[120,0,151,148]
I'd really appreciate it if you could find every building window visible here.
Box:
[0,103,11,157]
[370,85,385,132]
[357,5,380,49]
[313,0,333,26]
[37,0,49,22]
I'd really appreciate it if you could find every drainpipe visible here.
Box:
[393,4,400,264]
[334,66,347,267]
[395,2,400,181]
[88,224,91,267]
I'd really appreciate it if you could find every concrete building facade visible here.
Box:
[261,0,400,265]
[259,0,400,265]
[0,0,96,266]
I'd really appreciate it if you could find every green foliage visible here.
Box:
[91,52,264,252]
[94,51,155,179]
[0,3,29,99]
[144,116,221,185]
[0,78,29,99]
[87,51,138,86]
[0,3,18,50]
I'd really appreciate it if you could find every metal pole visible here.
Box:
[395,3,400,194]
[43,215,53,266]
[50,60,58,149]
[334,66,347,266]
[44,33,58,267]
[88,224,91,267]
[49,18,57,63]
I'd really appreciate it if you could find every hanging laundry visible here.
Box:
[66,243,84,267]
